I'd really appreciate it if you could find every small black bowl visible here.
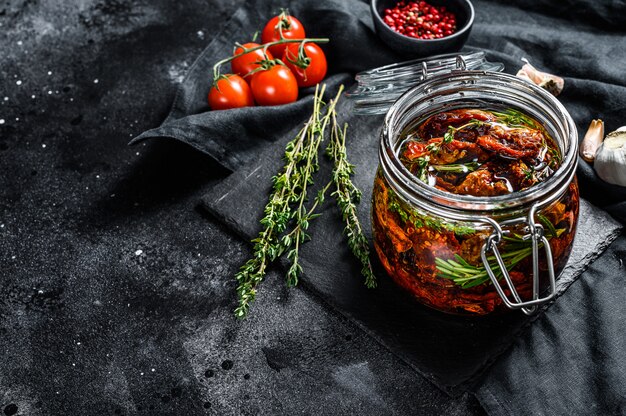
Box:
[371,0,475,57]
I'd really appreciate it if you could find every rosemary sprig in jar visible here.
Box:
[435,216,564,288]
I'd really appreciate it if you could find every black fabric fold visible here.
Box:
[474,235,626,416]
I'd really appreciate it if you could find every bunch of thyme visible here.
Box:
[234,85,375,318]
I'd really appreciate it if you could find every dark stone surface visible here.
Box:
[0,1,487,415]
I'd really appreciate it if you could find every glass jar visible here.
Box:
[372,70,579,315]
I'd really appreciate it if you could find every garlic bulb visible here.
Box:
[580,119,604,162]
[594,127,626,187]
[516,59,564,96]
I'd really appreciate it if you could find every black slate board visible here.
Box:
[201,98,622,396]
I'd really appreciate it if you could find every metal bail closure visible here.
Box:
[455,55,467,70]
[452,55,475,84]
[422,55,467,81]
[479,207,557,315]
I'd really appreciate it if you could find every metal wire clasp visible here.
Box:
[480,206,557,315]
[421,55,468,80]
[455,55,467,70]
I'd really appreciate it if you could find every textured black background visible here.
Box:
[0,1,484,415]
[1,0,624,415]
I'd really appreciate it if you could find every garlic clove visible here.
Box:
[516,60,565,96]
[594,127,626,187]
[580,119,604,162]
[516,69,534,84]
[538,77,565,97]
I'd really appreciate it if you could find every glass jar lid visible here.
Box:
[346,52,505,115]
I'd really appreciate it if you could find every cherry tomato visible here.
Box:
[282,42,327,88]
[230,43,273,80]
[250,65,298,106]
[261,13,305,57]
[208,74,254,110]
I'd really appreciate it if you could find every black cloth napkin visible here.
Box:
[475,236,626,416]
[131,0,626,410]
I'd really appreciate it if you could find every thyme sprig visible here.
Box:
[412,156,430,183]
[234,84,332,318]
[387,188,475,236]
[492,109,538,129]
[234,84,374,318]
[429,120,484,151]
[431,161,480,173]
[282,85,342,287]
[327,115,376,288]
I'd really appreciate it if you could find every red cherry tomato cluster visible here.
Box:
[208,11,328,111]
[383,0,457,40]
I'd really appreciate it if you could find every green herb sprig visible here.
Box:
[234,85,375,318]
[282,85,340,287]
[327,115,376,288]
[387,188,475,236]
[409,119,485,181]
[234,84,334,317]
[412,156,430,183]
[492,109,538,129]
[431,161,480,173]
[435,216,564,288]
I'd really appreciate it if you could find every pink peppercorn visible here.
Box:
[382,0,457,40]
